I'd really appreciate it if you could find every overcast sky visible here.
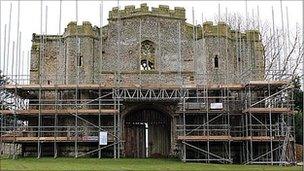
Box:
[0,0,303,79]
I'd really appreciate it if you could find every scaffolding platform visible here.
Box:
[1,109,118,115]
[245,80,290,89]
[0,136,114,143]
[248,136,287,142]
[3,83,245,91]
[242,107,292,114]
[177,135,232,141]
[177,136,290,142]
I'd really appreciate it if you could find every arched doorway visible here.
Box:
[124,107,171,158]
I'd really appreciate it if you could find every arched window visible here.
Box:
[141,40,155,70]
[214,55,219,68]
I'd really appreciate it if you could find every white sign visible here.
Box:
[210,103,223,109]
[99,131,108,145]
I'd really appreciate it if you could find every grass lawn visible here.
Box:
[0,158,302,171]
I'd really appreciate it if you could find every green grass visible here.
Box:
[0,158,302,171]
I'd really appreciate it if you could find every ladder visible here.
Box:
[280,125,291,164]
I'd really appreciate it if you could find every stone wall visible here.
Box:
[30,4,265,85]
[30,34,63,84]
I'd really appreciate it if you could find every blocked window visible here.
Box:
[214,55,219,68]
[140,40,155,70]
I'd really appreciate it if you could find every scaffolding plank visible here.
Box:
[177,135,231,141]
[176,136,291,142]
[231,136,280,141]
[249,136,286,142]
[0,136,114,142]
[245,80,290,89]
[242,107,292,114]
[3,83,245,91]
[1,109,118,115]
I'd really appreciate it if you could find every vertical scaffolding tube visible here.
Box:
[15,1,20,83]
[54,0,61,159]
[27,51,29,84]
[6,3,12,75]
[3,24,6,75]
[113,90,117,158]
[54,86,58,158]
[18,34,22,84]
[192,7,198,84]
[245,87,249,163]
[0,39,2,155]
[139,15,142,85]
[182,97,186,162]
[37,0,43,159]
[285,6,290,60]
[280,0,286,78]
[224,8,231,163]
[268,82,273,164]
[216,4,220,83]
[37,55,42,159]
[117,90,121,158]
[271,7,279,76]
[302,0,304,166]
[12,41,16,159]
[74,40,79,158]
[0,0,1,70]
[11,41,15,82]
[98,1,103,158]
[249,86,253,163]
[177,19,184,162]
[38,57,42,159]
[98,85,101,158]
[116,1,121,158]
[74,0,79,158]
[157,13,161,85]
[178,21,182,87]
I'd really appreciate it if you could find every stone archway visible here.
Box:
[123,106,172,158]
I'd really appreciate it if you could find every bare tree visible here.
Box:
[215,12,303,81]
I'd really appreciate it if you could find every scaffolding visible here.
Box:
[0,74,297,164]
[243,81,295,164]
[175,80,295,164]
[0,1,300,165]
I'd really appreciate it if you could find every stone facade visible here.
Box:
[30,4,265,85]
[9,5,296,162]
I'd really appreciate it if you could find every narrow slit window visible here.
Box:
[78,55,83,66]
[214,55,219,68]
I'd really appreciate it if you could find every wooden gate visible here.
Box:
[124,108,171,158]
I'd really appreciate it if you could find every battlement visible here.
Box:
[63,21,99,38]
[109,3,185,20]
[32,33,62,42]
[202,21,261,42]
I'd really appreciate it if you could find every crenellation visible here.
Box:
[245,30,260,42]
[202,21,261,42]
[109,3,185,20]
[140,3,149,12]
[63,21,98,39]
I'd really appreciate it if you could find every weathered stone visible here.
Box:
[30,4,264,85]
